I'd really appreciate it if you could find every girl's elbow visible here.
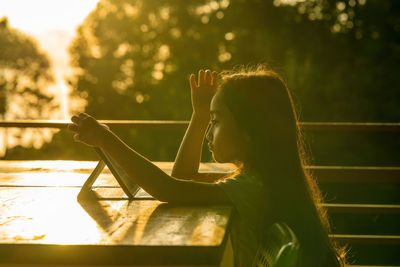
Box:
[153,193,172,203]
[145,188,169,202]
[147,187,180,203]
[154,192,187,203]
[151,189,193,204]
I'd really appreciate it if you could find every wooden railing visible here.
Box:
[322,203,400,214]
[1,120,400,131]
[308,166,400,184]
[1,120,399,266]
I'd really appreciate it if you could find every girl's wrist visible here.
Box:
[192,111,210,121]
[97,128,113,149]
[191,113,210,126]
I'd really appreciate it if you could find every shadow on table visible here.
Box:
[78,190,230,246]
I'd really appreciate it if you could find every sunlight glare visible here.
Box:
[0,0,100,34]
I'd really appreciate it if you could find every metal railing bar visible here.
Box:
[0,120,189,130]
[1,120,400,131]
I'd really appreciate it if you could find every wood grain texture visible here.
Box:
[0,160,233,266]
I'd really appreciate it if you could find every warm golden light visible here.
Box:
[0,0,100,34]
[0,160,98,175]
[190,212,227,246]
[1,187,103,245]
[0,1,101,155]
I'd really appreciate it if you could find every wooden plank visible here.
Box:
[301,122,400,132]
[322,203,400,214]
[307,166,400,183]
[0,243,228,266]
[330,234,400,245]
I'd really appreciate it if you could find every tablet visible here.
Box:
[78,147,140,199]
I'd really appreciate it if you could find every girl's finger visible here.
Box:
[205,70,211,84]
[198,69,205,86]
[68,124,79,133]
[79,113,89,119]
[71,115,80,124]
[73,133,81,142]
[212,71,218,86]
[189,74,197,89]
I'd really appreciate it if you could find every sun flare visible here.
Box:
[0,0,100,34]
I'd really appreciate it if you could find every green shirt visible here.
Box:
[217,172,266,267]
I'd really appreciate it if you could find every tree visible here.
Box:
[0,17,56,156]
[67,0,229,160]
[66,0,399,163]
[0,17,55,119]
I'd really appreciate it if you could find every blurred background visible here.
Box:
[1,1,399,265]
[0,0,399,166]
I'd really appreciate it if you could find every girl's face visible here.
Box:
[206,91,248,164]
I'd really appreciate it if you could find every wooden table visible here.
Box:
[0,160,235,266]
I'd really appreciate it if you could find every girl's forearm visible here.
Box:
[68,112,228,203]
[171,112,210,179]
[98,128,229,204]
[99,129,175,200]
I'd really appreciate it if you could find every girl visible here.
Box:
[68,66,345,266]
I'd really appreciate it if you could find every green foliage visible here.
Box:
[67,0,227,120]
[5,0,400,165]
[62,0,400,162]
[67,0,400,122]
[66,0,230,160]
[0,16,56,119]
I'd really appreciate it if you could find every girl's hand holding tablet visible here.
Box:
[68,113,110,147]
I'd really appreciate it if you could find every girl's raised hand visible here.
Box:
[68,113,110,147]
[190,69,218,118]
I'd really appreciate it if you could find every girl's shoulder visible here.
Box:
[217,170,266,224]
[217,170,265,198]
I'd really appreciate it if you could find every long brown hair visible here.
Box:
[218,65,346,266]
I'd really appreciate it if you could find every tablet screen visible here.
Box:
[94,147,140,199]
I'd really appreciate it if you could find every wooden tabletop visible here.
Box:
[0,160,234,266]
